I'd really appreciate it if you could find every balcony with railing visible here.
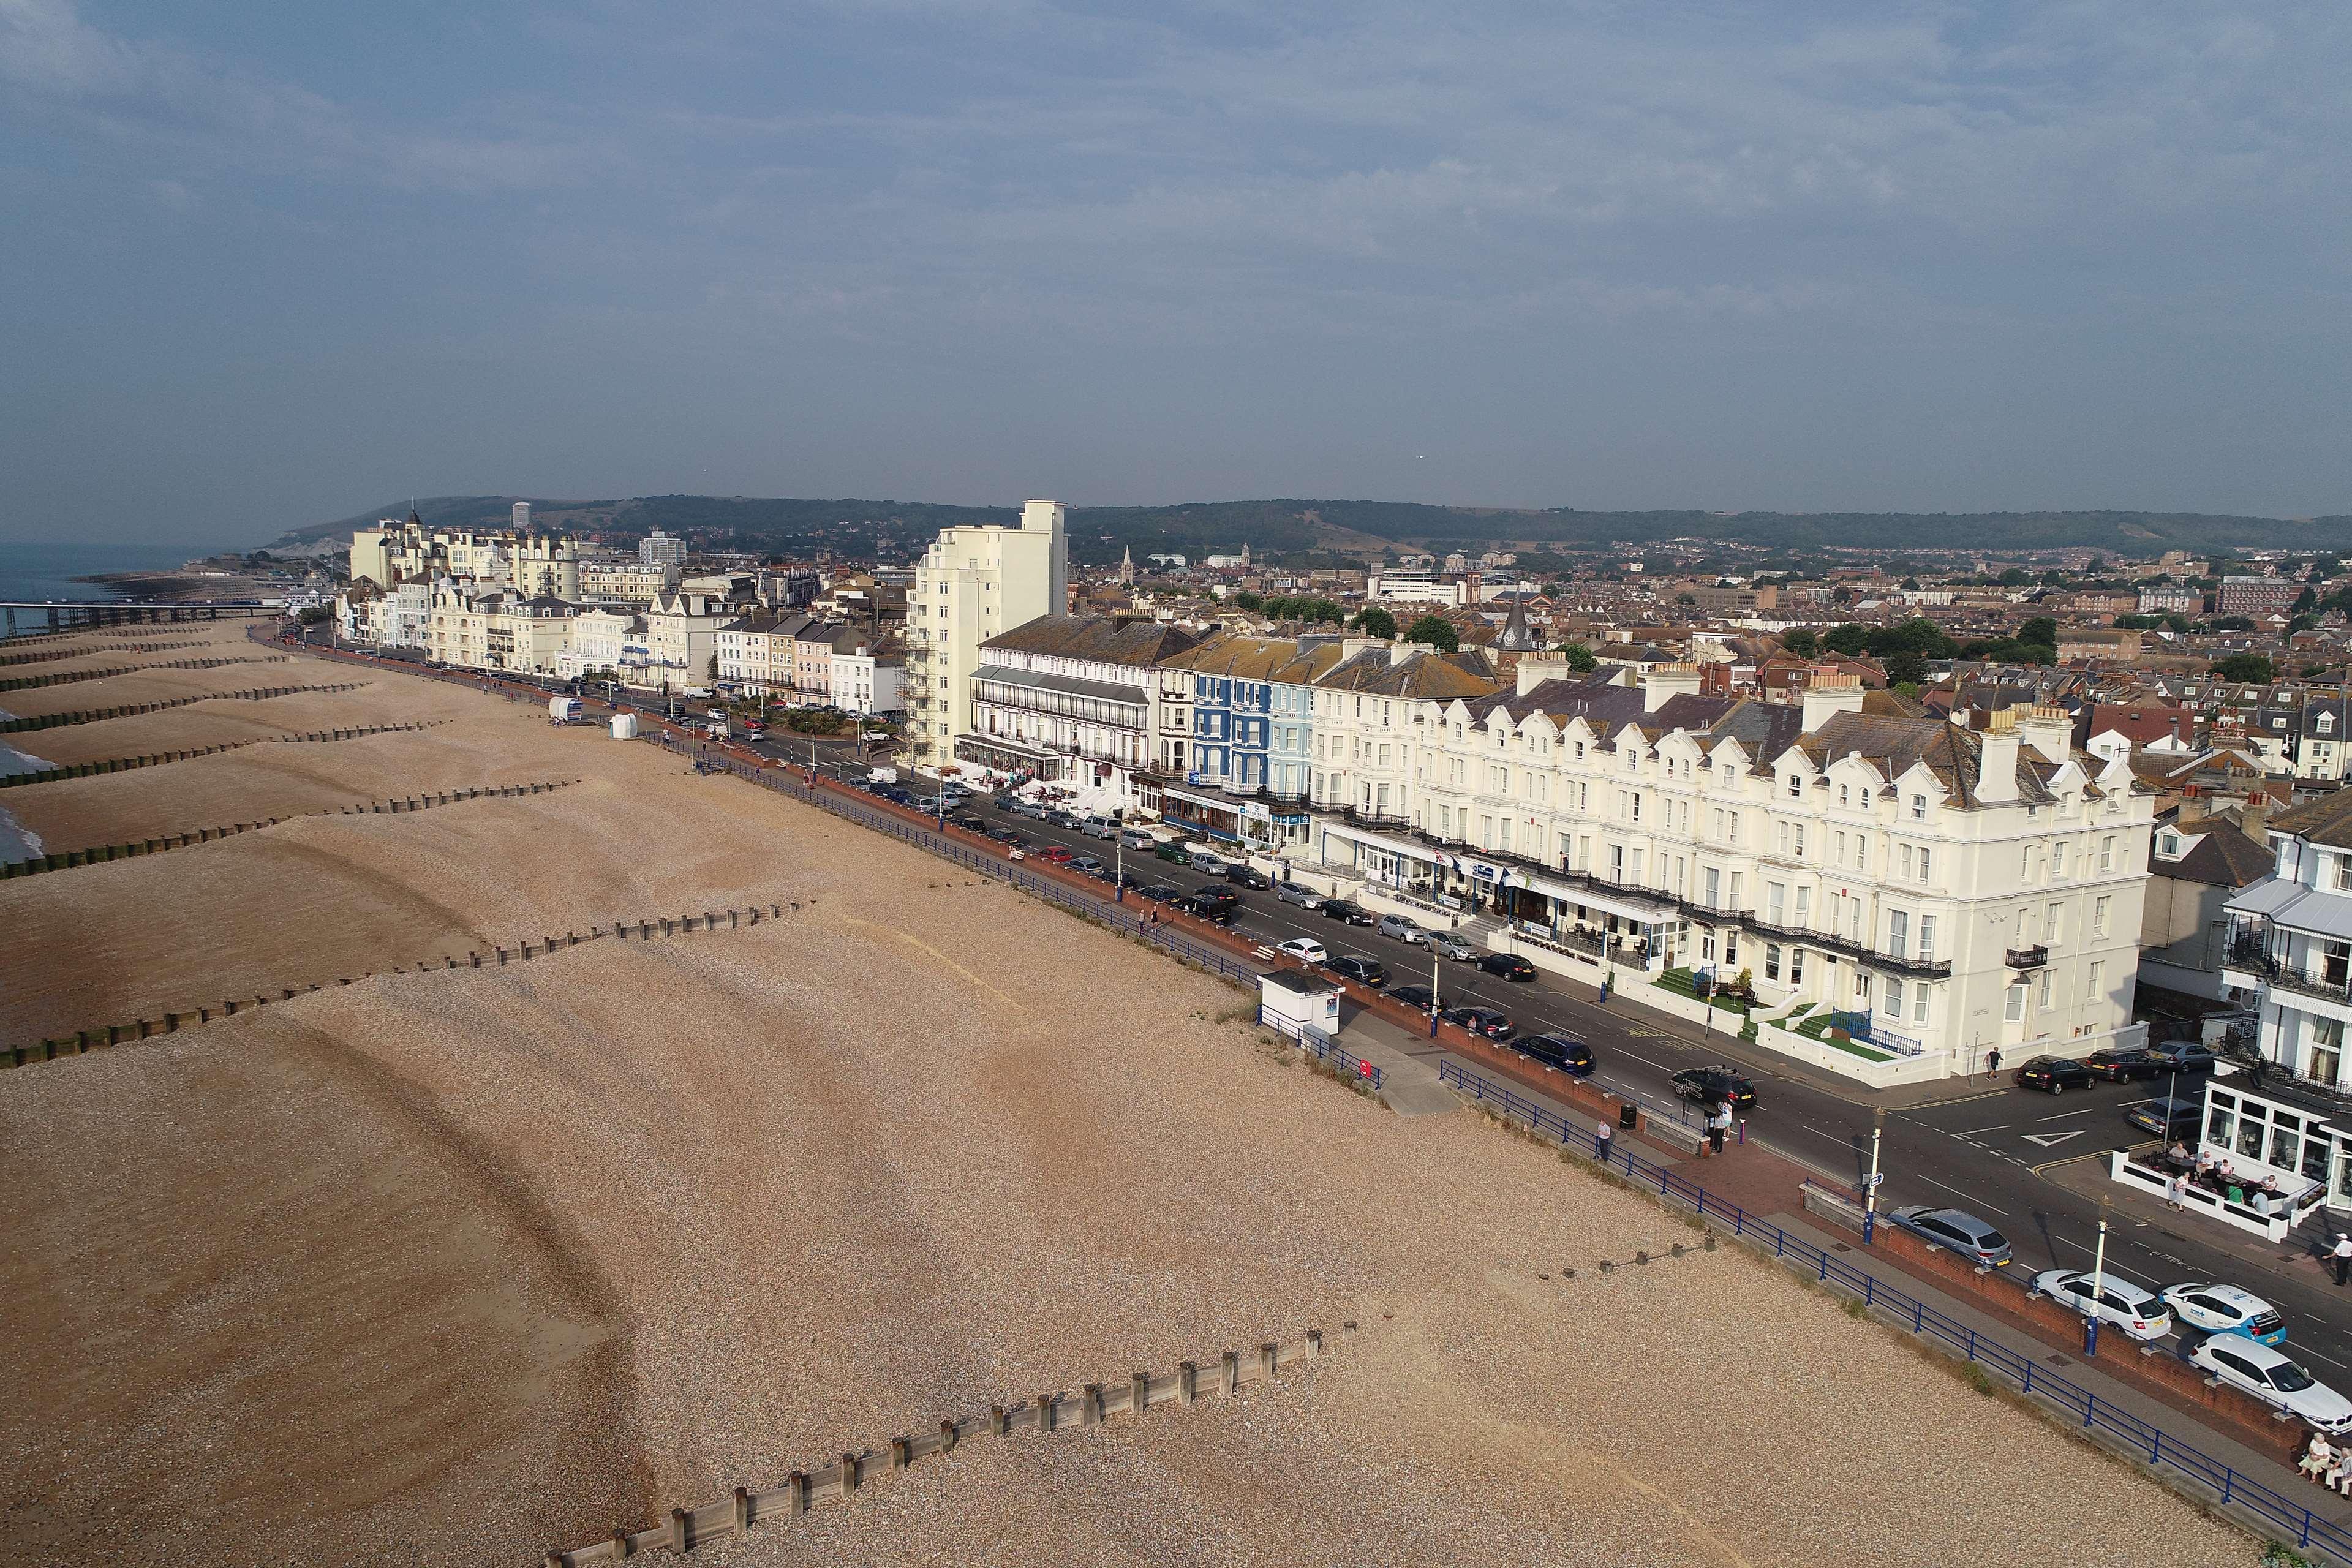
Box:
[1744,914,1953,978]
[2005,944,2049,970]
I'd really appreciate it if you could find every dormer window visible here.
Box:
[1839,785,1851,806]
[2157,832,2181,859]
[1786,774,1802,797]
[1910,794,1927,820]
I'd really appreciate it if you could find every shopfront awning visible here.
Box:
[1318,818,1439,865]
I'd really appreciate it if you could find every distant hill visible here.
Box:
[278,496,2352,565]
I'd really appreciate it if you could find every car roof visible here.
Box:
[1916,1207,1996,1234]
[2211,1338,2296,1368]
[2056,1270,2159,1304]
[2180,1282,2271,1311]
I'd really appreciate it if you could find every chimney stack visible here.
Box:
[1517,655,1570,696]
[2019,703,2073,764]
[1975,707,2021,803]
[1800,673,1867,731]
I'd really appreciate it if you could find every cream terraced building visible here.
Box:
[906,500,1069,772]
[1308,655,2154,1075]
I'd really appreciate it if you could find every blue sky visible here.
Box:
[3,1,2348,545]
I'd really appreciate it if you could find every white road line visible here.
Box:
[1917,1175,2008,1215]
[2048,1237,2161,1288]
[2304,1348,2352,1370]
[2037,1108,2096,1122]
[1616,1050,1673,1073]
[1959,1124,2013,1135]
[1799,1123,1854,1147]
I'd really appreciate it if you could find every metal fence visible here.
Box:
[1435,1055,2352,1561]
[1255,1005,1384,1089]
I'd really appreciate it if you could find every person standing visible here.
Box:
[1595,1117,1614,1168]
[1708,1101,1730,1155]
[1986,1047,2002,1080]
[2333,1234,2352,1288]
[2165,1174,2185,1212]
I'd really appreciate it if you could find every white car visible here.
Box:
[2188,1338,2352,1432]
[2160,1282,2287,1345]
[1276,938,1329,965]
[2027,1270,2172,1341]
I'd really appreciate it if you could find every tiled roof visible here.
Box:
[981,614,1207,669]
[2156,824,2274,888]
[1313,646,1501,700]
[2271,788,2352,850]
[1159,633,1346,685]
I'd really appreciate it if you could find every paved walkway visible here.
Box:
[1334,1006,1460,1116]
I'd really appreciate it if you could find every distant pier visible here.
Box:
[0,601,281,639]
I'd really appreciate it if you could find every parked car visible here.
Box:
[1188,851,1230,875]
[1318,899,1376,925]
[2160,1282,2287,1346]
[1887,1205,2013,1268]
[1039,845,1075,865]
[1120,829,1155,850]
[1155,842,1193,864]
[1084,819,1119,841]
[2016,1055,2092,1093]
[2188,1338,2352,1433]
[1670,1066,1756,1109]
[952,813,989,832]
[1137,881,1184,902]
[1070,856,1106,876]
[991,793,1020,812]
[2124,1097,2204,1140]
[2028,1270,2173,1341]
[1170,894,1237,924]
[2148,1042,2220,1077]
[986,827,1025,846]
[1276,937,1329,965]
[1275,882,1322,910]
[1440,1006,1517,1042]
[1325,955,1388,987]
[1429,932,1479,962]
[1376,914,1427,944]
[1390,984,1444,1011]
[2085,1047,2159,1083]
[1226,863,1273,890]
[1517,1034,1595,1076]
[1476,952,1537,982]
[1189,885,1240,908]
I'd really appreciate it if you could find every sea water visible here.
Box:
[0,708,44,862]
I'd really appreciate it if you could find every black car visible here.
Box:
[952,813,989,832]
[1170,894,1238,924]
[985,826,1022,845]
[1517,1033,1595,1077]
[2125,1096,2205,1139]
[1189,884,1240,907]
[1390,984,1445,1011]
[1325,954,1388,987]
[1441,1006,1517,1042]
[2084,1048,2157,1084]
[1103,870,1145,892]
[2016,1055,2092,1093]
[1136,883,1182,902]
[1476,952,1537,982]
[2148,1042,2220,1077]
[1670,1066,1756,1109]
[1225,864,1273,890]
[1318,899,1377,925]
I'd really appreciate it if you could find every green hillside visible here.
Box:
[279,496,2352,564]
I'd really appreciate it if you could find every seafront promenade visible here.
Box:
[0,621,2264,1567]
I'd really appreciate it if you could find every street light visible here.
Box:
[1430,939,1441,1039]
[2085,1196,2111,1356]
[1863,1106,1885,1243]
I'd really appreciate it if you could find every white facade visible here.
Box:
[644,592,736,693]
[1311,667,2153,1077]
[830,647,906,717]
[563,609,647,682]
[906,500,1069,770]
[640,529,687,567]
[1368,574,1472,606]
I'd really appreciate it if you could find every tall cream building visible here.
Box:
[1310,658,2154,1075]
[905,500,1069,771]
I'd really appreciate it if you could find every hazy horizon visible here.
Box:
[6,2,2349,546]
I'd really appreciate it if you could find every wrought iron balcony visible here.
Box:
[2271,967,2352,1008]
[2005,944,2049,970]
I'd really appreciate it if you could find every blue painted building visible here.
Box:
[1155,634,1344,851]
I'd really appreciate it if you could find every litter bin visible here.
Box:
[1618,1104,1638,1131]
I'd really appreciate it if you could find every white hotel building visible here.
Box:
[1309,655,2153,1076]
[2217,791,2352,1219]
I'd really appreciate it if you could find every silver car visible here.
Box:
[1275,882,1322,910]
[1428,932,1477,962]
[1120,829,1155,850]
[1376,914,1428,945]
[1189,851,1230,875]
[1887,1205,2013,1268]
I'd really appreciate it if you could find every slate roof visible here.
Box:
[1159,633,1347,685]
[2155,823,2275,888]
[1313,646,1501,701]
[2270,788,2352,850]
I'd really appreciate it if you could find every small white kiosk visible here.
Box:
[1259,969,1341,1042]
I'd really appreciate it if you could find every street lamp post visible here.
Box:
[1115,834,1125,903]
[1863,1106,1885,1243]
[2086,1197,2111,1356]
[1430,941,1441,1039]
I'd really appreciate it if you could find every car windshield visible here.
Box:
[2274,1362,2318,1392]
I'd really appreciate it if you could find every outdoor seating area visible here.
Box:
[2109,1146,2321,1242]
[2149,1145,2316,1218]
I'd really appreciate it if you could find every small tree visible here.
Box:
[1234,590,1264,612]
[2211,652,2275,683]
[1402,616,1459,653]
[1779,627,1819,658]
[1559,642,1597,673]
[1352,606,1397,638]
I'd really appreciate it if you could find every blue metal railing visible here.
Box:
[1256,1004,1382,1089]
[1435,1054,2352,1561]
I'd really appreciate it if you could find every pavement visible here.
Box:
[1331,1006,1464,1115]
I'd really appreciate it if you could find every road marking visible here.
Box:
[1917,1175,2007,1215]
[1800,1123,1854,1147]
[2036,1107,2096,1122]
[2305,1348,2352,1370]
[2021,1130,2087,1149]
[1959,1125,2013,1135]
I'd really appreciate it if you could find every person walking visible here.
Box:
[1986,1047,2002,1080]
[1708,1101,1730,1155]
[1594,1117,1613,1169]
[2165,1174,2185,1212]
[2333,1233,2352,1288]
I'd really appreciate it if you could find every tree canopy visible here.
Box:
[1352,606,1397,638]
[1402,615,1460,652]
[1558,641,1597,672]
[2211,653,2275,684]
